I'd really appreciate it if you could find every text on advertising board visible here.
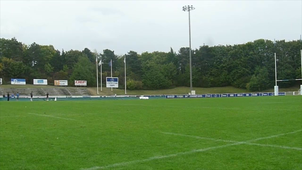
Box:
[75,80,87,86]
[11,78,26,85]
[33,79,48,85]
[54,80,68,86]
[106,77,118,88]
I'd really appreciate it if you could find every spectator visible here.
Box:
[30,91,33,101]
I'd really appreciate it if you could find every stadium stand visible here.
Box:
[0,87,91,96]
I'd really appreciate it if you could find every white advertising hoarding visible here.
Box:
[11,78,26,85]
[106,77,118,88]
[75,80,87,86]
[54,80,68,86]
[33,79,48,85]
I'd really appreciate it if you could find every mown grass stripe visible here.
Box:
[28,113,76,121]
[82,129,302,170]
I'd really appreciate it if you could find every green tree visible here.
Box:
[124,51,142,80]
[53,70,68,81]
[69,57,96,86]
[0,57,27,80]
[0,37,300,90]
[50,50,63,72]
[0,38,24,61]
[82,48,95,63]
[142,57,171,89]
[64,50,84,70]
[101,49,118,73]
[247,67,270,91]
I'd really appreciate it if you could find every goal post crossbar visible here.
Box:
[277,79,302,82]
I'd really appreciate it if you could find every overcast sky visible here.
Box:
[0,0,301,55]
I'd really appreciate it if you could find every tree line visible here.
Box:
[0,38,301,91]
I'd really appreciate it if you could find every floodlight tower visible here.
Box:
[183,5,195,93]
[300,36,302,95]
[274,52,278,96]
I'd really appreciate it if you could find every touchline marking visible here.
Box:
[81,129,302,170]
[162,131,302,151]
[0,115,27,118]
[118,104,242,110]
[247,129,302,142]
[244,143,302,151]
[81,142,243,170]
[28,113,76,121]
[161,131,237,143]
[117,103,294,111]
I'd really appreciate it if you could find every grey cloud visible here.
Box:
[0,0,301,55]
[90,7,125,16]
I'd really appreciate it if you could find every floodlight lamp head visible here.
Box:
[183,6,187,11]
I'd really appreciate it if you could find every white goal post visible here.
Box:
[274,50,302,96]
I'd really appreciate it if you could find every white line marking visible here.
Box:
[118,104,242,110]
[81,129,302,170]
[244,143,302,151]
[117,104,295,111]
[0,116,27,118]
[81,142,242,170]
[161,132,237,143]
[247,129,302,142]
[162,131,302,151]
[28,113,76,121]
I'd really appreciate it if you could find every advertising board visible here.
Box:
[33,79,48,85]
[106,77,118,88]
[75,80,87,86]
[11,78,26,85]
[54,80,68,86]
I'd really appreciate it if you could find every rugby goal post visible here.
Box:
[274,50,302,96]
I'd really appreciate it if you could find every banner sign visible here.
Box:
[11,78,26,85]
[0,78,2,85]
[54,80,68,86]
[33,79,48,85]
[75,80,87,86]
[166,93,275,99]
[106,77,118,88]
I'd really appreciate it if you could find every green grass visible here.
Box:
[0,96,302,170]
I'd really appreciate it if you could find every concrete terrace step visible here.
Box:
[0,87,92,96]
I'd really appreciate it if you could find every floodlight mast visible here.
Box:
[273,40,278,96]
[99,58,103,92]
[300,35,302,79]
[300,49,302,95]
[95,56,99,94]
[274,53,277,86]
[183,5,195,92]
